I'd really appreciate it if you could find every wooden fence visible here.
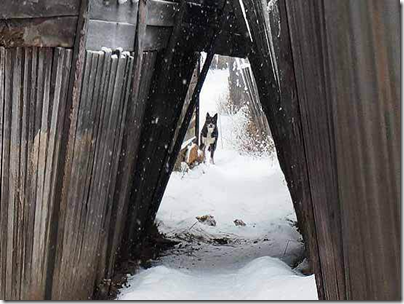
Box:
[0,0,400,301]
[0,47,72,299]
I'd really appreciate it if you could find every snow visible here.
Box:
[118,66,318,300]
[119,257,317,300]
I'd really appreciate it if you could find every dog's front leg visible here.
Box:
[210,145,215,164]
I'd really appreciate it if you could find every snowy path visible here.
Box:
[117,69,318,300]
[118,152,317,300]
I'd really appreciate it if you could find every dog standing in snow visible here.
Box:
[199,113,219,164]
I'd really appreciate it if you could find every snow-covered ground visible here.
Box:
[118,68,318,300]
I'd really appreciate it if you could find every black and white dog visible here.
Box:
[200,113,219,164]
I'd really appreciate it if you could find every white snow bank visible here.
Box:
[157,149,301,257]
[118,256,317,300]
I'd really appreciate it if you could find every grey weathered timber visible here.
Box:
[285,0,400,300]
[49,0,90,299]
[100,1,152,286]
[86,20,137,51]
[89,0,139,24]
[0,17,78,48]
[2,48,12,300]
[1,0,80,19]
[9,47,22,300]
[0,0,400,301]
[23,47,39,300]
[0,47,5,300]
[103,0,150,281]
[85,0,250,57]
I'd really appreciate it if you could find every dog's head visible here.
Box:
[205,113,218,131]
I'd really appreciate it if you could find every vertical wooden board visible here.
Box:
[36,48,54,298]
[28,47,44,299]
[87,50,114,285]
[23,47,38,300]
[2,48,13,300]
[322,0,400,299]
[105,51,157,281]
[283,0,349,299]
[78,53,129,299]
[40,48,67,294]
[89,55,119,258]
[8,47,23,300]
[70,52,103,298]
[67,51,96,277]
[77,53,102,256]
[0,46,5,300]
[104,0,149,278]
[58,51,93,298]
[46,48,72,301]
[19,47,33,300]
[74,52,106,290]
[50,0,90,297]
[10,47,23,301]
[82,51,116,293]
[95,53,132,273]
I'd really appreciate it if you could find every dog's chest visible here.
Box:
[202,130,216,146]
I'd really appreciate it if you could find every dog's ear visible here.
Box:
[212,113,218,122]
[206,112,211,118]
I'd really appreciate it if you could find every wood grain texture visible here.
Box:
[89,0,139,24]
[0,47,5,300]
[284,0,400,299]
[86,20,137,51]
[0,17,78,48]
[49,0,90,299]
[1,0,80,19]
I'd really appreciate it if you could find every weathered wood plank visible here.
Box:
[1,0,80,19]
[45,48,72,301]
[284,0,400,300]
[50,0,90,299]
[0,46,5,300]
[18,47,32,301]
[87,49,114,286]
[89,0,139,24]
[32,47,53,299]
[56,51,93,300]
[68,50,115,299]
[83,53,129,298]
[40,48,70,301]
[76,51,109,296]
[3,48,14,300]
[11,47,24,301]
[70,52,102,299]
[8,47,23,300]
[102,0,150,279]
[97,1,152,283]
[0,17,78,48]
[86,20,136,51]
[23,47,38,300]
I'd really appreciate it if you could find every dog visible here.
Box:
[199,113,219,164]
